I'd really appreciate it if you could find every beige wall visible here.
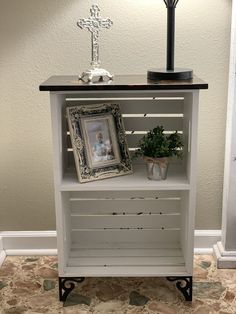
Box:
[0,0,231,230]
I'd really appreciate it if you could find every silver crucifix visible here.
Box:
[77,5,113,83]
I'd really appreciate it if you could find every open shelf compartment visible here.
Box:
[60,190,193,277]
[53,91,195,190]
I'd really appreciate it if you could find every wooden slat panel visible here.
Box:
[66,100,107,105]
[71,214,180,229]
[64,91,186,100]
[64,265,187,277]
[71,241,180,250]
[66,150,183,168]
[70,199,180,214]
[66,135,183,151]
[126,133,183,148]
[69,190,181,199]
[69,248,183,257]
[67,132,183,148]
[71,229,180,245]
[123,117,183,131]
[119,100,184,114]
[65,99,184,114]
[67,256,184,267]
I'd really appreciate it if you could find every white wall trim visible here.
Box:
[5,249,57,256]
[0,236,6,267]
[219,0,236,254]
[0,251,6,268]
[211,0,236,270]
[194,230,222,254]
[0,230,57,251]
[213,241,236,268]
[0,230,221,266]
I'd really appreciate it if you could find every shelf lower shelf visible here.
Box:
[63,265,188,277]
[60,165,189,191]
[64,247,187,277]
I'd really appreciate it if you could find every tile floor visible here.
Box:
[0,255,236,313]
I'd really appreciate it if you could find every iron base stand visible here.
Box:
[59,277,85,302]
[58,276,192,302]
[166,276,192,301]
[147,68,193,81]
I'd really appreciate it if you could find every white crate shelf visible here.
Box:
[40,75,208,301]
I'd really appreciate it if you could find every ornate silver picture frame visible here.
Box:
[67,103,133,183]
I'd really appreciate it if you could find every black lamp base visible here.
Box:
[147,68,193,81]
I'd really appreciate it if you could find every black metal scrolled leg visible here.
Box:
[166,276,192,301]
[59,277,85,302]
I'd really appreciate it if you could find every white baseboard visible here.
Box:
[0,230,222,266]
[5,249,57,256]
[213,241,236,268]
[0,237,6,267]
[0,231,57,251]
[194,230,222,254]
[0,250,6,267]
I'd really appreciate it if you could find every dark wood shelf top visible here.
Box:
[39,75,208,92]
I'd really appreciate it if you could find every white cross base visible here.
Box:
[79,67,113,83]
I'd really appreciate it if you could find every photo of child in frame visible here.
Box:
[67,103,132,183]
[82,115,120,168]
[92,130,114,162]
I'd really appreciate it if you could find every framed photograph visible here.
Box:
[67,103,133,183]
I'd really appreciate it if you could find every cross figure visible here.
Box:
[77,5,113,69]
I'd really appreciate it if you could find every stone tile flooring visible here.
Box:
[0,255,236,313]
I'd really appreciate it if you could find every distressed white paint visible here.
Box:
[43,88,199,277]
[213,0,236,268]
[0,0,231,231]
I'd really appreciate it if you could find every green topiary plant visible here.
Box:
[134,126,183,159]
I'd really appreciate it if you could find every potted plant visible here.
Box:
[134,126,183,180]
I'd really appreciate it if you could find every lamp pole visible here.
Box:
[167,4,175,71]
[147,0,193,81]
